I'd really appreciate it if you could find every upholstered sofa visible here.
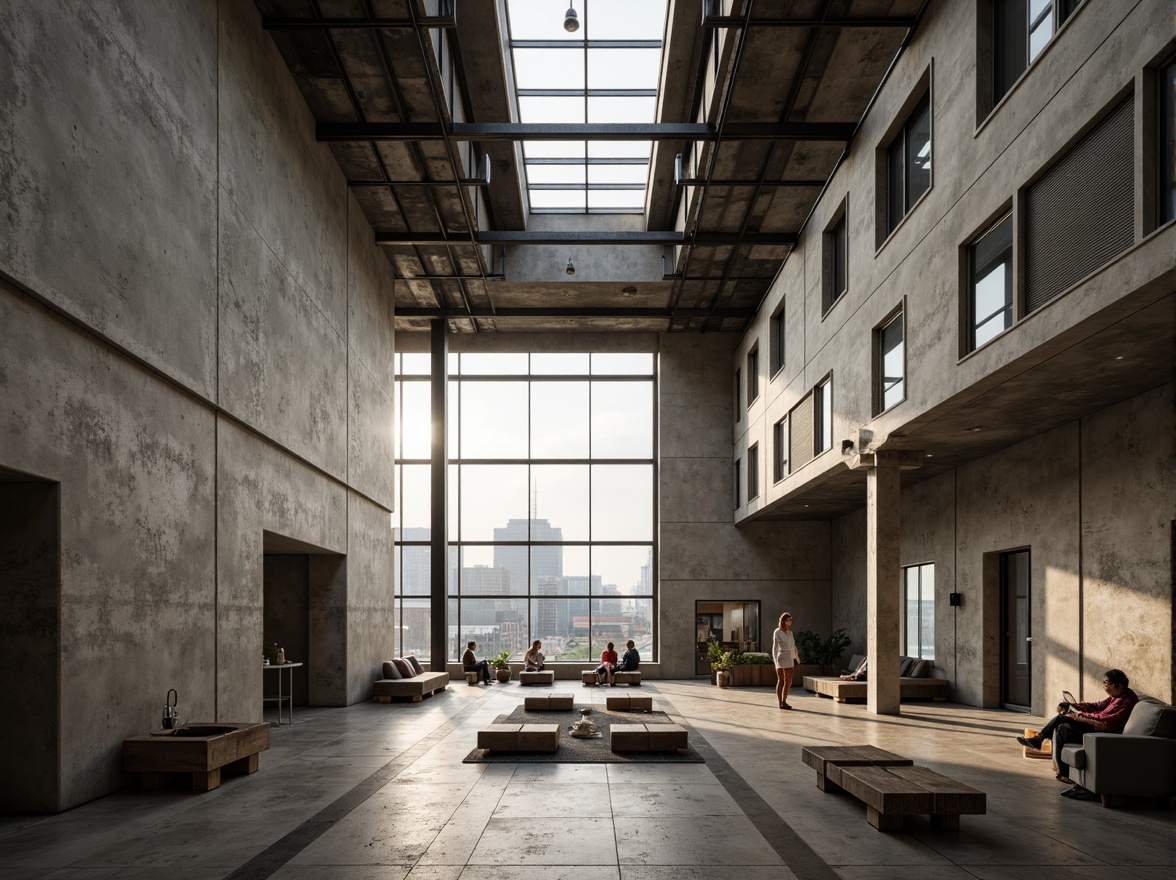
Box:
[373,656,449,703]
[1059,695,1176,807]
[802,654,949,702]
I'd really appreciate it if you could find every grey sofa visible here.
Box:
[1059,695,1176,807]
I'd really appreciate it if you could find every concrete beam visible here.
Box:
[317,122,858,143]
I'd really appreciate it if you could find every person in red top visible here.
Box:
[1016,669,1138,796]
[595,642,618,684]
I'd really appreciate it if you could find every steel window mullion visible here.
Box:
[512,40,662,49]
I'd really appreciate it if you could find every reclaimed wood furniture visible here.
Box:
[477,723,560,752]
[123,722,270,793]
[801,744,913,792]
[519,670,556,685]
[582,670,603,685]
[610,723,687,752]
[262,661,302,724]
[524,694,575,711]
[606,694,652,711]
[802,675,949,702]
[829,763,986,831]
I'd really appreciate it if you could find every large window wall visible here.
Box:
[393,352,657,664]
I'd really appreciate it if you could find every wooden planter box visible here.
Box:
[729,664,776,686]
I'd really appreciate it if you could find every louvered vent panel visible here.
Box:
[1025,96,1134,313]
[790,392,814,470]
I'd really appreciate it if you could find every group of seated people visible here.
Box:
[462,639,640,686]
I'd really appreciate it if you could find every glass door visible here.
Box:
[1001,549,1031,708]
[694,600,760,675]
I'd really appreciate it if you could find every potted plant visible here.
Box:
[795,628,852,675]
[712,650,733,688]
[490,651,512,683]
[706,641,725,683]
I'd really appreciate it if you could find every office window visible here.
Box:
[876,310,905,413]
[747,346,759,406]
[885,93,932,235]
[747,443,759,501]
[823,207,848,312]
[902,563,935,660]
[968,213,1014,351]
[734,368,742,423]
[1161,56,1176,225]
[814,377,832,454]
[733,458,741,509]
[993,0,1082,105]
[769,305,785,374]
[772,417,788,482]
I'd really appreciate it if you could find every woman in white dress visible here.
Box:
[772,612,800,709]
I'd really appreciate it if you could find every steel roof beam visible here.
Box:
[262,16,456,30]
[317,122,857,143]
[396,306,755,319]
[703,16,917,29]
[375,230,797,246]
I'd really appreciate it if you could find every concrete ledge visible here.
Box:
[611,723,687,752]
[525,694,575,711]
[477,723,559,752]
[606,695,652,711]
[519,670,555,686]
[613,671,641,686]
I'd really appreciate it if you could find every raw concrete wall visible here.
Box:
[0,0,395,810]
[830,385,1174,711]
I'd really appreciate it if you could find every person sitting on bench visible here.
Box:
[524,640,546,671]
[462,641,491,684]
[595,642,618,683]
[609,640,640,685]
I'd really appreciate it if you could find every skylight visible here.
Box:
[504,0,668,214]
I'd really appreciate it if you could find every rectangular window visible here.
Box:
[770,305,785,374]
[747,443,759,501]
[734,368,742,423]
[733,458,741,509]
[993,0,1082,105]
[746,346,759,406]
[968,213,1014,351]
[1161,56,1176,225]
[773,417,788,482]
[876,310,905,413]
[823,203,848,312]
[902,563,935,660]
[814,377,832,454]
[886,93,932,235]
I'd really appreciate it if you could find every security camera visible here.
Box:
[563,5,579,32]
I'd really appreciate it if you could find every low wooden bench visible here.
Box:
[606,694,652,711]
[524,694,575,711]
[610,723,687,752]
[123,722,270,793]
[803,676,949,702]
[829,763,986,831]
[477,723,560,752]
[612,671,641,686]
[801,744,913,792]
[519,670,555,686]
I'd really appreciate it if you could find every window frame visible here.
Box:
[747,442,759,501]
[990,0,1084,110]
[885,92,932,236]
[965,211,1015,354]
[746,345,759,407]
[733,457,741,510]
[1159,52,1176,227]
[822,198,849,314]
[734,367,742,423]
[769,303,786,376]
[814,376,833,456]
[772,417,788,483]
[901,562,936,661]
[874,306,906,415]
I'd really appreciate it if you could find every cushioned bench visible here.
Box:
[374,658,449,702]
[477,723,560,752]
[524,694,575,711]
[610,723,687,752]
[606,694,652,711]
[803,675,949,702]
[519,670,555,686]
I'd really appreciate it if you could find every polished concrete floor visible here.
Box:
[1,680,1172,879]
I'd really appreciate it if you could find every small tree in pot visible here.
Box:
[490,651,512,683]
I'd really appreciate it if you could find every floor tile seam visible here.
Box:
[216,697,485,880]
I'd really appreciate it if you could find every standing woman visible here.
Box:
[772,613,800,709]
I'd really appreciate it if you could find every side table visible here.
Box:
[262,661,303,725]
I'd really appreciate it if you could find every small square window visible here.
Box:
[967,213,1014,351]
[875,309,905,414]
[770,305,785,374]
[748,443,759,501]
[746,346,759,406]
[773,418,788,482]
[884,93,932,236]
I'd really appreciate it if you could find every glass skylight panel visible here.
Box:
[505,0,667,213]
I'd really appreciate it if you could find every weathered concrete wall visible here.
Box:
[263,555,310,706]
[830,385,1174,710]
[0,0,395,810]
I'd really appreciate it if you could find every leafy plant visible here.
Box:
[707,641,725,666]
[795,629,852,672]
[730,651,773,666]
[710,650,734,672]
[262,643,278,663]
[489,651,512,671]
[794,630,821,665]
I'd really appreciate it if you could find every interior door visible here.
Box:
[1001,549,1031,708]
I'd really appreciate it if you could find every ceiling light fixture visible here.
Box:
[621,286,637,297]
[563,3,579,32]
[565,258,576,276]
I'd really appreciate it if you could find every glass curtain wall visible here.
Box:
[393,352,657,664]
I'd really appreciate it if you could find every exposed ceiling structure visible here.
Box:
[257,0,927,334]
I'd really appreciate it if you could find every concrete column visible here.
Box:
[429,321,448,671]
[866,462,902,715]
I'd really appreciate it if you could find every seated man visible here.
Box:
[524,640,546,671]
[609,639,640,686]
[462,641,491,684]
[1016,668,1138,797]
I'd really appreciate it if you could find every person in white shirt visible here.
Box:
[523,640,546,671]
[772,612,800,710]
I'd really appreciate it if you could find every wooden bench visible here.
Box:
[123,722,270,793]
[524,694,575,711]
[477,723,560,752]
[581,670,603,685]
[829,763,986,831]
[801,744,913,792]
[606,694,652,711]
[610,723,687,752]
[519,670,555,686]
[802,675,949,702]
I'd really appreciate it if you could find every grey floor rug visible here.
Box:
[462,704,705,764]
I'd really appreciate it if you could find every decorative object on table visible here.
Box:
[490,651,512,683]
[263,643,278,665]
[569,707,600,738]
[275,647,286,665]
[161,688,179,730]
